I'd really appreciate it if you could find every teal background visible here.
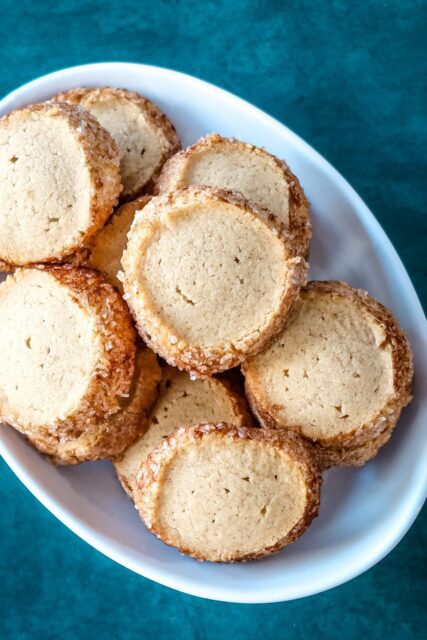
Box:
[0,1,426,638]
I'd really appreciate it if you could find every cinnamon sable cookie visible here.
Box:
[114,367,252,496]
[156,133,310,256]
[29,346,161,465]
[134,423,322,562]
[122,186,307,377]
[55,87,180,198]
[0,101,121,270]
[243,281,413,467]
[0,266,137,461]
[86,196,150,292]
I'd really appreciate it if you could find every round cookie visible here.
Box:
[0,266,136,456]
[134,423,322,562]
[55,87,180,198]
[122,186,307,377]
[0,101,121,269]
[114,367,252,496]
[28,346,161,465]
[86,196,150,292]
[243,280,413,465]
[156,133,310,257]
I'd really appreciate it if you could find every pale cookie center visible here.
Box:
[156,437,306,559]
[0,116,91,263]
[182,148,290,226]
[0,271,99,426]
[87,100,162,192]
[251,294,394,438]
[141,204,288,347]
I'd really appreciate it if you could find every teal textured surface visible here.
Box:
[0,1,426,638]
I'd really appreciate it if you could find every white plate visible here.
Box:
[0,63,426,604]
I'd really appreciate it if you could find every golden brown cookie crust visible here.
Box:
[134,423,321,562]
[114,367,254,497]
[0,265,136,440]
[54,87,180,198]
[0,101,121,270]
[243,280,413,462]
[155,133,310,257]
[29,346,161,465]
[313,428,393,470]
[122,186,307,377]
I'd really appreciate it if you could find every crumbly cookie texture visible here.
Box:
[0,101,121,270]
[55,87,180,198]
[155,133,310,257]
[122,186,307,377]
[0,266,136,449]
[134,423,322,562]
[243,280,413,465]
[85,196,150,292]
[30,346,161,465]
[114,366,253,497]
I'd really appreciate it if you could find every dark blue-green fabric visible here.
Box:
[0,1,425,638]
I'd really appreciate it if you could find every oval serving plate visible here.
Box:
[0,63,426,604]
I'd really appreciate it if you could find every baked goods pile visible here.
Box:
[0,87,413,563]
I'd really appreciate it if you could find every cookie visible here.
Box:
[156,133,310,256]
[86,196,150,292]
[134,423,321,562]
[0,101,121,269]
[122,186,307,376]
[243,280,413,466]
[114,367,251,495]
[55,87,180,198]
[0,266,136,459]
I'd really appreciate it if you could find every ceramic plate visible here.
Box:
[0,63,426,604]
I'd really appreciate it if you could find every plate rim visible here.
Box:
[0,61,426,604]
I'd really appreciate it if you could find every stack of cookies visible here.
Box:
[0,87,413,563]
